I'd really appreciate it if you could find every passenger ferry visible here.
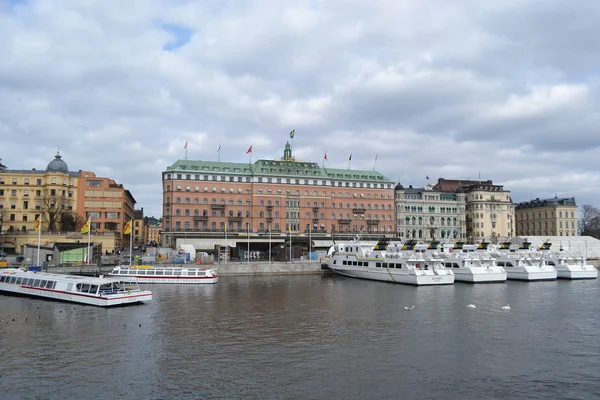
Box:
[0,268,152,306]
[536,242,597,280]
[414,241,507,283]
[492,242,557,281]
[328,238,454,286]
[107,265,219,284]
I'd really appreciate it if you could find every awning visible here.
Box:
[441,230,446,235]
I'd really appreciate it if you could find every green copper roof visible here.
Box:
[165,159,392,183]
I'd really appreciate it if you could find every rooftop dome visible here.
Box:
[455,187,464,193]
[395,183,404,190]
[46,151,69,173]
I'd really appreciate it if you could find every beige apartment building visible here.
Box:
[395,183,467,240]
[515,197,578,237]
[434,178,515,242]
[162,142,395,254]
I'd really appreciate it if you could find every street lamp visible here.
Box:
[1,231,4,256]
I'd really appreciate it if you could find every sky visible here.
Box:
[1,0,599,219]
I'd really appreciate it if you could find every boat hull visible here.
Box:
[506,268,557,281]
[330,267,454,286]
[107,275,218,284]
[555,268,598,280]
[453,267,507,283]
[0,283,152,306]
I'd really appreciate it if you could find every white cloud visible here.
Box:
[1,0,600,218]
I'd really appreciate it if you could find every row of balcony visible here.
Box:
[185,216,382,224]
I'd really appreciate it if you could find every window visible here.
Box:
[87,180,103,187]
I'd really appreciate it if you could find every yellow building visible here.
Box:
[434,178,515,242]
[146,217,162,245]
[0,152,78,235]
[515,197,578,237]
[133,208,146,246]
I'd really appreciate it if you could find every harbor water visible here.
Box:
[1,273,599,399]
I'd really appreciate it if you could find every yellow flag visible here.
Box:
[80,217,91,234]
[124,220,132,235]
[34,216,41,233]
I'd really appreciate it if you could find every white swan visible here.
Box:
[501,304,510,310]
[466,304,476,309]
[403,306,414,311]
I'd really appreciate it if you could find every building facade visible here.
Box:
[146,216,162,245]
[0,152,79,234]
[515,197,578,237]
[75,170,136,245]
[434,178,515,242]
[161,143,395,250]
[133,208,146,246]
[395,183,466,240]
[0,152,136,253]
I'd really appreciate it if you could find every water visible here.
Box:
[1,274,599,400]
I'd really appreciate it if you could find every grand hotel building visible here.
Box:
[161,143,395,252]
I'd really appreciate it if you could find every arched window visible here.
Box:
[194,209,199,216]
[203,198,208,204]
[185,209,190,216]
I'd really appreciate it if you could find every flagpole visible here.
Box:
[36,221,41,266]
[224,228,227,263]
[87,218,92,264]
[289,228,292,262]
[309,223,312,263]
[373,154,378,171]
[247,223,250,264]
[217,143,221,162]
[129,220,133,267]
[269,227,272,263]
[348,153,352,170]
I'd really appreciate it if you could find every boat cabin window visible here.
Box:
[33,279,40,287]
[547,261,556,266]
[173,269,183,275]
[375,262,381,268]
[163,269,173,275]
[505,262,513,267]
[382,263,388,268]
[332,260,337,265]
[15,277,23,285]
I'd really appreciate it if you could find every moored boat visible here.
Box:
[328,239,454,286]
[492,242,557,281]
[536,242,597,280]
[107,265,219,284]
[0,268,152,306]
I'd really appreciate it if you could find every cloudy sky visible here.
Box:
[2,0,599,218]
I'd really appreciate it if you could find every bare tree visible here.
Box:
[40,189,72,232]
[60,212,85,232]
[579,204,600,238]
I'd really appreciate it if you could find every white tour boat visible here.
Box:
[0,268,152,306]
[417,241,507,283]
[492,242,557,281]
[107,265,219,284]
[536,242,598,280]
[328,239,454,286]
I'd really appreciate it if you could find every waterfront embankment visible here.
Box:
[45,261,328,276]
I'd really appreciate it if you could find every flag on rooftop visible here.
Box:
[290,129,295,139]
[246,145,253,154]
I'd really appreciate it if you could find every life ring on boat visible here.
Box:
[449,248,453,253]
[535,252,541,257]
[519,253,524,257]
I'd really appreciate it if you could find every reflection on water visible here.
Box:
[1,275,599,399]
